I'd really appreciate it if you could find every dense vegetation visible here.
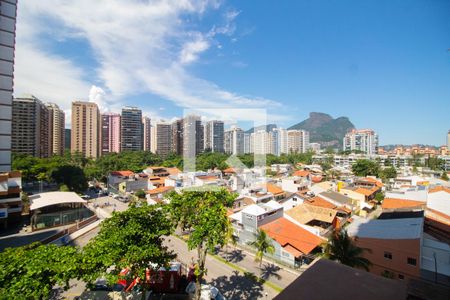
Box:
[12,151,314,191]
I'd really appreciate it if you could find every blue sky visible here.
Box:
[14,0,450,146]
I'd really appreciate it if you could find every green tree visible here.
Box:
[134,189,146,199]
[352,159,379,177]
[59,184,70,192]
[374,192,384,204]
[0,243,81,299]
[324,230,371,271]
[224,219,238,260]
[168,189,235,300]
[441,172,449,181]
[82,204,175,299]
[378,167,397,182]
[50,165,88,192]
[248,229,275,269]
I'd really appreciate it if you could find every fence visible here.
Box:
[40,215,99,244]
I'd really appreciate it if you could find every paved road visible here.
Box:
[165,237,279,299]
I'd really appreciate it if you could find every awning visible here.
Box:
[30,191,87,210]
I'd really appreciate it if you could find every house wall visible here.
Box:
[354,237,421,281]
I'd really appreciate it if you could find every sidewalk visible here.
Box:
[214,245,299,290]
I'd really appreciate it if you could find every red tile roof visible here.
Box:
[354,187,377,196]
[293,170,310,177]
[381,198,425,210]
[306,196,337,209]
[260,217,323,256]
[263,183,285,196]
[429,186,450,194]
[147,186,174,195]
[111,170,134,177]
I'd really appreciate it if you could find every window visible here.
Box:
[384,252,392,260]
[398,274,404,280]
[407,257,417,266]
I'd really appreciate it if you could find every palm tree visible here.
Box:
[324,229,372,271]
[224,220,239,260]
[249,229,275,268]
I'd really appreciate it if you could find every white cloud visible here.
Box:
[14,0,278,127]
[88,85,108,113]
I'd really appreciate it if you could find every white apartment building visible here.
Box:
[343,129,378,155]
[250,130,276,155]
[224,126,245,155]
[287,130,310,154]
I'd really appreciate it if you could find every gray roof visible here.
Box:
[320,191,352,205]
[347,217,423,240]
[275,259,407,300]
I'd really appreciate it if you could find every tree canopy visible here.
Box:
[324,230,371,271]
[167,188,235,300]
[351,159,380,177]
[81,204,175,296]
[0,243,82,299]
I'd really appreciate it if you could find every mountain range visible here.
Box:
[245,112,355,149]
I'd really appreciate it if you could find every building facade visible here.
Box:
[183,115,203,159]
[287,130,310,154]
[12,95,51,158]
[171,119,183,155]
[343,129,379,155]
[101,113,121,154]
[121,107,143,151]
[0,0,17,171]
[71,101,101,158]
[156,122,172,157]
[224,126,245,155]
[142,116,151,151]
[204,120,224,153]
[46,103,65,156]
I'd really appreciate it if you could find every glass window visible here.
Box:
[384,252,392,259]
[407,257,416,266]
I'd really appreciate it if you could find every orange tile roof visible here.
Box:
[166,167,181,175]
[111,170,134,177]
[260,217,323,255]
[429,186,450,194]
[354,187,377,196]
[264,183,285,196]
[196,175,218,181]
[361,177,383,187]
[223,167,236,174]
[381,198,425,210]
[306,196,337,209]
[293,170,310,177]
[147,186,174,195]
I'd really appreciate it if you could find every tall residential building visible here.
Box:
[142,116,151,151]
[251,130,276,155]
[171,119,183,155]
[101,113,121,154]
[150,124,157,153]
[64,129,71,150]
[0,0,17,171]
[156,122,172,157]
[183,115,203,158]
[46,103,65,156]
[343,129,378,155]
[287,129,310,154]
[204,120,224,153]
[121,107,143,151]
[224,126,245,155]
[71,101,101,158]
[12,95,51,158]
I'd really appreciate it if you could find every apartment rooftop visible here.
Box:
[347,217,423,240]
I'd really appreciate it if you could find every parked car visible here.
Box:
[186,282,226,300]
[81,194,91,200]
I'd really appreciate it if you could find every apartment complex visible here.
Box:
[225,126,245,155]
[204,120,224,153]
[0,0,17,172]
[156,122,172,157]
[171,119,183,155]
[101,113,121,154]
[71,101,101,158]
[121,107,143,151]
[12,95,51,158]
[183,115,204,158]
[343,129,378,155]
[46,103,65,156]
[142,116,151,151]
